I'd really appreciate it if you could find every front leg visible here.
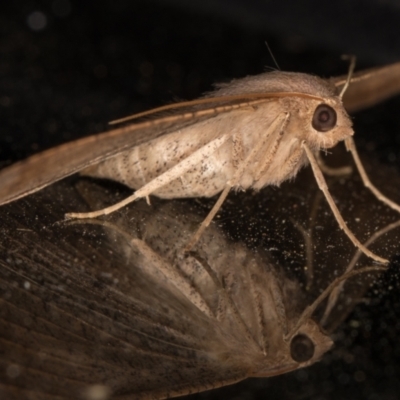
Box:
[302,142,388,264]
[345,136,400,213]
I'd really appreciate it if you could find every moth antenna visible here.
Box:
[285,265,387,341]
[339,55,357,99]
[264,40,281,71]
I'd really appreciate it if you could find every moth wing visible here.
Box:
[0,111,213,206]
[0,94,277,207]
[333,61,400,112]
[0,262,249,400]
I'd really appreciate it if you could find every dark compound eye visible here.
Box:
[312,104,337,132]
[290,334,315,363]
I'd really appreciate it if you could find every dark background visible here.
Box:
[1,1,400,399]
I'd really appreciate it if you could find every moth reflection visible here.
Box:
[0,161,399,399]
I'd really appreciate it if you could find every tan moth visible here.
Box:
[1,60,400,263]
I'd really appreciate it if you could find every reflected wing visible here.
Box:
[333,61,400,112]
[0,183,252,400]
[0,251,247,400]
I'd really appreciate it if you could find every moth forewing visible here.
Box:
[0,94,306,205]
[0,104,238,205]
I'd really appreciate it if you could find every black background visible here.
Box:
[1,1,400,399]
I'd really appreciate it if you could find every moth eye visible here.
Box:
[312,104,337,132]
[290,334,315,362]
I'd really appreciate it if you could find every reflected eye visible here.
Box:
[290,334,315,362]
[312,104,337,132]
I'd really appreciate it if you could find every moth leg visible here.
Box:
[316,152,352,176]
[302,142,388,264]
[345,137,400,213]
[185,113,290,251]
[65,134,230,220]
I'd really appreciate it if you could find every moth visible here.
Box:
[1,60,400,263]
[0,178,391,400]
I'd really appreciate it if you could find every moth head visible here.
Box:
[260,265,387,379]
[254,319,333,377]
[290,96,353,151]
[288,319,333,364]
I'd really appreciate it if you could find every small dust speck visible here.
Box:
[6,364,20,378]
[349,320,360,328]
[82,384,111,400]
[27,11,47,31]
